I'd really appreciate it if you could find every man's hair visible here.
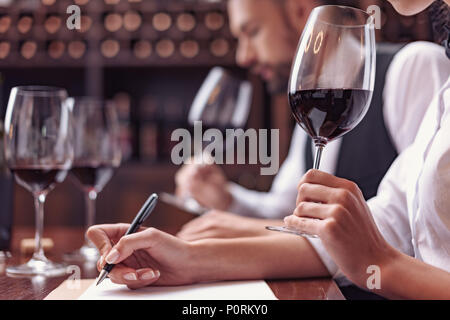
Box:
[429,0,450,58]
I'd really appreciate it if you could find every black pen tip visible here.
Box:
[96,270,108,286]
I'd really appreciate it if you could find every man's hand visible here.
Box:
[175,163,232,211]
[87,224,197,289]
[177,210,283,241]
[284,170,398,288]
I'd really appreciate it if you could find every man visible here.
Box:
[87,0,450,300]
[175,0,444,241]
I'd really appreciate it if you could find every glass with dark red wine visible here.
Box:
[267,5,376,238]
[4,86,73,276]
[64,98,121,261]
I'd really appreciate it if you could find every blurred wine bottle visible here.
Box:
[176,12,196,32]
[0,15,11,34]
[101,39,120,58]
[20,41,37,60]
[133,39,152,59]
[210,38,229,57]
[17,14,33,34]
[0,74,14,253]
[123,10,142,32]
[48,40,65,59]
[104,12,123,33]
[180,39,199,59]
[68,40,87,59]
[156,39,175,58]
[0,41,10,60]
[204,11,225,31]
[152,12,172,32]
[44,14,62,34]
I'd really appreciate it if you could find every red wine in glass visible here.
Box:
[71,164,115,193]
[289,88,372,142]
[11,167,68,194]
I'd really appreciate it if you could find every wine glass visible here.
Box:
[267,5,376,238]
[64,97,121,261]
[0,121,13,262]
[4,86,73,276]
[168,67,252,213]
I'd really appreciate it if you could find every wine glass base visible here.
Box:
[63,245,99,262]
[266,226,319,239]
[6,258,67,277]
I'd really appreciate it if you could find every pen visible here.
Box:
[96,193,159,286]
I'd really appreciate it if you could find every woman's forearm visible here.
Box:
[188,234,330,283]
[380,251,450,299]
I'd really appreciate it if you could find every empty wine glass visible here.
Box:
[174,67,253,213]
[189,66,253,155]
[64,98,122,261]
[4,86,73,276]
[267,5,376,238]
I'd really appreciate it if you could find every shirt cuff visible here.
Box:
[306,237,350,286]
[227,182,257,217]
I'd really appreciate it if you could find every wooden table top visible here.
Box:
[0,227,344,300]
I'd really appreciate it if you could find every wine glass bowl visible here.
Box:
[267,5,376,238]
[4,86,73,276]
[168,67,253,211]
[189,66,253,160]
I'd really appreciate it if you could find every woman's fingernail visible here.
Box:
[155,270,161,277]
[99,255,104,265]
[141,270,156,280]
[105,249,119,264]
[124,273,137,281]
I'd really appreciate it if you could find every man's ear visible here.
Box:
[283,0,312,33]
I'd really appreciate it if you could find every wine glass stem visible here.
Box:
[313,144,325,170]
[33,193,47,261]
[84,190,97,247]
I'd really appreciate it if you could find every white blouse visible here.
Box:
[309,65,450,284]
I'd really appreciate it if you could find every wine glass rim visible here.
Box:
[12,86,67,97]
[69,96,117,109]
[313,5,375,28]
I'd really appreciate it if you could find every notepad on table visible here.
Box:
[78,279,277,300]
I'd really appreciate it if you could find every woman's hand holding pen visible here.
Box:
[87,224,197,289]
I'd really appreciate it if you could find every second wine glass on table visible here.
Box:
[267,5,376,238]
[4,86,73,277]
[64,98,122,261]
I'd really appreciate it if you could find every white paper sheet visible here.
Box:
[78,279,277,300]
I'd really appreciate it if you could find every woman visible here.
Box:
[87,0,450,299]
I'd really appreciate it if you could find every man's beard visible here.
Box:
[265,63,292,95]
